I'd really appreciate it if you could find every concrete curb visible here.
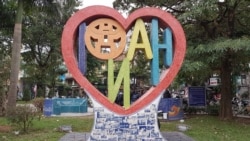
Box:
[59,132,195,141]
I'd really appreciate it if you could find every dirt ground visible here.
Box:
[234,116,250,124]
[0,125,11,133]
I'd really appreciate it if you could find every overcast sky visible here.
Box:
[79,0,114,9]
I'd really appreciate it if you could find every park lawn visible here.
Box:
[0,115,250,141]
[160,115,250,141]
[0,115,94,141]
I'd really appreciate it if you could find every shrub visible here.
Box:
[6,104,38,133]
[207,105,219,115]
[32,97,45,113]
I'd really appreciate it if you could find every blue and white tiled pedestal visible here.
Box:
[87,93,165,141]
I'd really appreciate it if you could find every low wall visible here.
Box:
[43,98,88,116]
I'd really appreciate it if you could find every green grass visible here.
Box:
[0,115,94,141]
[160,115,250,141]
[0,115,250,141]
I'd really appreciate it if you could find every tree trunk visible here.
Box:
[7,0,23,113]
[219,51,233,120]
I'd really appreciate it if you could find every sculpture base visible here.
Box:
[60,131,195,141]
[88,94,164,141]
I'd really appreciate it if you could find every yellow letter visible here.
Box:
[127,19,153,61]
[108,58,130,109]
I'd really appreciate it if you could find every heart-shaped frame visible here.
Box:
[61,6,186,115]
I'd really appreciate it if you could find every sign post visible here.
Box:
[188,86,206,107]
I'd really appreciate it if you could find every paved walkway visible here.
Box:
[57,108,195,141]
[59,131,195,141]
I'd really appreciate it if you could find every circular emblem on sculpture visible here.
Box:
[84,18,126,60]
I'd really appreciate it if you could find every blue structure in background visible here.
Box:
[43,98,88,116]
[43,99,53,116]
[158,98,184,120]
[188,86,206,107]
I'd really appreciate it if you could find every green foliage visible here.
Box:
[48,89,54,98]
[130,51,151,86]
[113,0,250,119]
[190,37,250,75]
[13,0,81,96]
[36,87,44,98]
[6,105,39,133]
[0,85,7,116]
[85,53,103,83]
[20,1,75,85]
[21,9,64,89]
[0,0,16,30]
[113,0,186,16]
[176,59,212,86]
[178,0,250,86]
[0,1,12,109]
[22,88,31,102]
[56,84,72,97]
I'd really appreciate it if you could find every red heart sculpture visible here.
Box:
[61,6,186,115]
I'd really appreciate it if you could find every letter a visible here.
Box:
[127,19,153,61]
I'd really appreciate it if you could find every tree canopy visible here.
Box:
[113,0,250,119]
[21,1,79,90]
[0,0,81,113]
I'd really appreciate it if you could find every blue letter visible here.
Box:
[150,18,173,85]
[78,22,87,75]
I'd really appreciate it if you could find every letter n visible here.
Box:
[107,58,130,109]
